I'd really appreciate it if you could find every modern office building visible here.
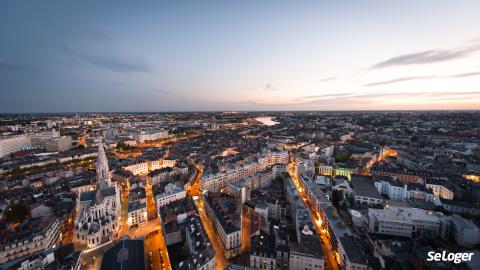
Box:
[30,130,60,149]
[451,215,480,248]
[0,135,31,158]
[368,207,442,238]
[46,136,72,152]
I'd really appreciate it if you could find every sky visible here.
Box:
[1,1,480,112]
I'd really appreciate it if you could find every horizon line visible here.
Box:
[1,109,480,115]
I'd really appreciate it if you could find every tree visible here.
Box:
[335,153,348,163]
[4,201,30,223]
[332,189,344,206]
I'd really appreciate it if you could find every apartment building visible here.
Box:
[127,201,147,229]
[156,183,186,209]
[204,192,242,259]
[200,151,288,192]
[0,215,60,264]
[426,179,454,200]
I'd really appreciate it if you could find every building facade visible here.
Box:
[74,140,121,248]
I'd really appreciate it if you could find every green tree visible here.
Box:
[332,189,344,206]
[335,153,348,163]
[4,201,30,223]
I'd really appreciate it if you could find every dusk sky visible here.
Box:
[1,1,480,112]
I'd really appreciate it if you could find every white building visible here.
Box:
[204,192,242,259]
[148,166,175,185]
[134,129,169,143]
[368,208,414,238]
[1,245,81,270]
[124,159,176,176]
[46,136,72,152]
[289,230,325,270]
[368,207,441,239]
[0,135,31,158]
[127,201,147,229]
[451,215,480,248]
[181,216,216,270]
[296,159,315,175]
[374,179,434,202]
[31,130,60,148]
[156,183,186,209]
[352,176,383,207]
[374,179,406,201]
[75,140,121,248]
[200,151,288,192]
[320,145,334,158]
[426,180,454,200]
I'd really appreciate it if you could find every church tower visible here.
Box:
[96,139,110,188]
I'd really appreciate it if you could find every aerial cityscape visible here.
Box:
[1,1,480,270]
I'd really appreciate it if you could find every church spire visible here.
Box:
[96,138,110,188]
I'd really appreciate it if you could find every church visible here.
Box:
[75,139,121,248]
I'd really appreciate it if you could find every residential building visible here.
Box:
[200,152,288,192]
[0,244,81,270]
[352,176,383,207]
[250,232,276,270]
[0,215,60,264]
[127,201,147,229]
[134,129,169,143]
[204,192,242,259]
[156,183,186,209]
[338,235,368,270]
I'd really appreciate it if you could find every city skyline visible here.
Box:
[2,1,480,112]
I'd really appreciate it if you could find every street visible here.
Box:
[288,163,340,270]
[194,198,229,270]
[241,210,251,254]
[186,162,228,269]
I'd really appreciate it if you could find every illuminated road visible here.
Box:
[288,163,340,270]
[241,210,251,254]
[144,229,167,270]
[135,133,200,149]
[145,179,158,220]
[194,198,228,270]
[78,131,88,147]
[364,147,398,175]
[116,176,170,270]
[186,163,227,270]
[144,177,170,270]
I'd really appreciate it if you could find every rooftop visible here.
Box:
[100,239,145,270]
[204,192,240,234]
[352,176,383,200]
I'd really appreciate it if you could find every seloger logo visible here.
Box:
[427,251,475,264]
